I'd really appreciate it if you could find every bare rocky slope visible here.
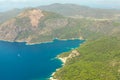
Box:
[0,9,70,44]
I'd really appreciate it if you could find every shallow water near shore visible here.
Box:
[0,39,84,80]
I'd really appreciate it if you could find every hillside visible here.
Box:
[39,4,120,80]
[0,9,23,23]
[0,8,120,44]
[0,9,69,44]
[39,3,120,19]
[0,3,120,80]
[53,37,120,80]
[1,3,120,21]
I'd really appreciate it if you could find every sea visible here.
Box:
[0,39,84,80]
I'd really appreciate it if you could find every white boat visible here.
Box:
[17,53,21,57]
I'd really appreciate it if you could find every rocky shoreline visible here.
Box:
[0,38,83,80]
[0,37,84,45]
[26,37,84,45]
[49,50,80,80]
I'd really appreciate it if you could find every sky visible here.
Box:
[0,0,120,11]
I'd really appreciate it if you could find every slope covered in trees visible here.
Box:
[54,37,120,80]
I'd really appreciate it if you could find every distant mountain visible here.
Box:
[39,3,120,19]
[0,4,120,80]
[0,4,120,44]
[0,9,88,44]
[0,9,23,23]
[0,9,68,44]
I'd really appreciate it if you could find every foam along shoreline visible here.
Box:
[49,70,59,80]
[49,50,80,80]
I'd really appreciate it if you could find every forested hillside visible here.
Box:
[54,37,120,80]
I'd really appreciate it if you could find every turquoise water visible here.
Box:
[0,39,84,80]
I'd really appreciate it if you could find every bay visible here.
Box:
[0,39,84,80]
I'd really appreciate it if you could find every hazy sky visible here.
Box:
[0,0,120,11]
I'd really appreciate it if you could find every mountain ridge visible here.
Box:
[0,3,120,80]
[39,3,120,19]
[0,4,120,44]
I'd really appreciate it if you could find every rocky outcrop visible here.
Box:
[18,9,44,27]
[50,50,80,80]
[59,50,80,64]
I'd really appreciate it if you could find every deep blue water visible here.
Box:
[0,39,84,80]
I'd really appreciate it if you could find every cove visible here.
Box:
[0,39,84,80]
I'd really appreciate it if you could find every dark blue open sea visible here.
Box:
[0,39,84,80]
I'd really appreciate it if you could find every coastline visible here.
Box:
[49,58,64,80]
[0,37,84,45]
[0,38,84,80]
[49,53,68,80]
[25,37,84,45]
[49,50,80,80]
[49,69,60,80]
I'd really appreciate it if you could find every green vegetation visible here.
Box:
[54,37,120,80]
[0,4,120,80]
[113,22,120,27]
[39,3,120,19]
[0,9,22,23]
[0,8,120,44]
